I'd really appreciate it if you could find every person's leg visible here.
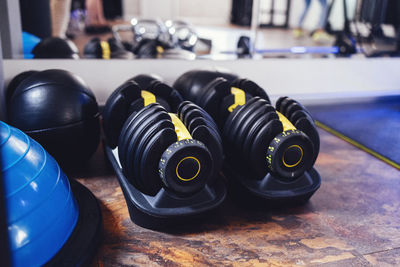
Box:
[298,0,312,28]
[317,0,329,29]
[86,0,107,25]
[312,0,333,43]
[294,0,312,38]
[85,0,110,33]
[50,0,72,37]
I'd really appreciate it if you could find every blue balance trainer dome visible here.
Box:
[0,121,102,266]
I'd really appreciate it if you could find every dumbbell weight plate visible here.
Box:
[123,108,170,174]
[180,103,219,133]
[275,96,289,112]
[249,119,283,178]
[231,78,271,103]
[187,116,207,133]
[139,128,178,195]
[242,111,279,158]
[103,81,142,148]
[294,117,320,166]
[177,101,192,119]
[199,78,231,110]
[118,104,164,169]
[234,103,275,152]
[222,97,260,142]
[290,109,314,126]
[131,119,175,191]
[183,108,219,136]
[191,125,223,181]
[118,102,158,158]
[279,98,297,117]
[228,98,269,147]
[188,117,222,146]
[285,101,311,119]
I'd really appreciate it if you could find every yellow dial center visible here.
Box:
[176,156,201,181]
[282,145,303,168]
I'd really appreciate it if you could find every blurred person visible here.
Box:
[51,0,72,38]
[85,0,111,33]
[51,0,110,38]
[293,0,332,43]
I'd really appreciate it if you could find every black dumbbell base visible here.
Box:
[224,163,321,207]
[105,143,227,231]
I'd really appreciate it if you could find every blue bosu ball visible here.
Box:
[0,121,102,266]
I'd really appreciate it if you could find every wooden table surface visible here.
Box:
[72,128,400,266]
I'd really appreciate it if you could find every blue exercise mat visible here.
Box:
[307,95,400,169]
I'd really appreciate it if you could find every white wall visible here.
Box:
[4,59,400,106]
[123,0,231,25]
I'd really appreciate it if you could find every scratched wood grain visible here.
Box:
[71,128,400,266]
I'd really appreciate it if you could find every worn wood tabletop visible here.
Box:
[71,128,400,266]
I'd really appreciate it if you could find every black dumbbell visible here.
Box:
[103,75,223,196]
[84,37,134,59]
[173,70,320,181]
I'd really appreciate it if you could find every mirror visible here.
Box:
[13,0,400,59]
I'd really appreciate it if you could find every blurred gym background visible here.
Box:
[3,0,400,59]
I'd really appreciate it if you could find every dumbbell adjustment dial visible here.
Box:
[159,139,213,194]
[266,129,314,180]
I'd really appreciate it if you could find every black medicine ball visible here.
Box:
[32,37,79,59]
[7,69,100,169]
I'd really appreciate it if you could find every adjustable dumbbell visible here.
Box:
[173,70,320,181]
[103,75,223,196]
[84,37,134,59]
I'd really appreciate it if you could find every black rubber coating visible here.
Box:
[198,78,228,108]
[191,125,223,182]
[233,101,274,151]
[275,96,289,112]
[197,78,222,107]
[5,70,38,105]
[187,116,208,133]
[222,97,260,142]
[172,69,238,102]
[118,104,161,170]
[228,98,268,146]
[177,101,192,119]
[285,101,311,119]
[201,79,231,122]
[139,127,178,195]
[124,108,170,173]
[179,103,219,134]
[236,104,275,154]
[279,98,297,117]
[290,109,313,126]
[242,111,279,158]
[8,69,100,169]
[249,119,283,178]
[294,117,320,166]
[134,119,174,192]
[102,80,142,148]
[231,78,271,103]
